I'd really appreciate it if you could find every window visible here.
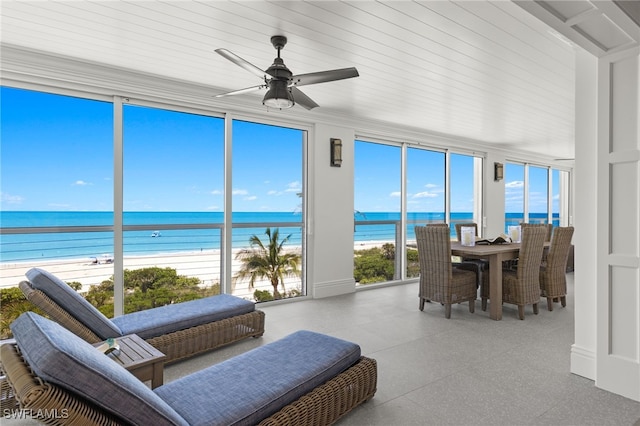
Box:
[450,153,482,236]
[505,162,571,232]
[406,147,445,278]
[505,162,525,232]
[0,87,114,317]
[231,120,306,301]
[528,165,549,224]
[354,140,401,284]
[122,104,224,313]
[354,140,484,285]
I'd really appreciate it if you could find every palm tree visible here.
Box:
[234,227,301,299]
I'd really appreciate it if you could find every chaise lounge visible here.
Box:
[19,268,265,363]
[2,312,377,425]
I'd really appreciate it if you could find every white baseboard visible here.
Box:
[570,343,596,380]
[312,279,355,298]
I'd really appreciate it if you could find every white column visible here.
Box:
[571,49,598,381]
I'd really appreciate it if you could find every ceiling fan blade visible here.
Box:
[215,85,266,98]
[290,67,359,87]
[215,48,269,80]
[291,87,319,110]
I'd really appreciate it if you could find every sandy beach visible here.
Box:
[0,241,389,299]
[1,250,222,288]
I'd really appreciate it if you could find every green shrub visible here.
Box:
[253,289,274,302]
[354,247,394,283]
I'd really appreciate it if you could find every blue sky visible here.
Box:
[2,86,554,214]
[1,87,303,213]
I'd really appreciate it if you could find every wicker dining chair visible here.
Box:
[415,225,477,319]
[454,222,489,293]
[504,223,553,271]
[519,222,553,242]
[502,226,546,320]
[540,226,574,311]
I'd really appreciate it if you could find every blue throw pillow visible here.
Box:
[26,267,121,339]
[11,312,188,426]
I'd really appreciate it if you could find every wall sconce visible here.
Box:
[494,162,504,181]
[330,138,342,167]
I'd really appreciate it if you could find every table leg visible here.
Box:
[488,254,502,320]
[151,363,164,389]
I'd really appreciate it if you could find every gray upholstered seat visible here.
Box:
[6,312,377,426]
[21,267,265,362]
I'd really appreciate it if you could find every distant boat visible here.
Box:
[151,231,161,237]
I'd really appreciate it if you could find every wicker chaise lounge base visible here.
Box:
[19,268,266,363]
[2,312,377,426]
[20,279,265,363]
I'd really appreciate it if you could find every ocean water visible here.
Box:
[0,211,556,263]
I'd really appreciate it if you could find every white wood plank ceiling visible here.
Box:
[1,1,637,160]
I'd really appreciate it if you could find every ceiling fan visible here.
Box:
[215,35,359,110]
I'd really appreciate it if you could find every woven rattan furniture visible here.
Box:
[502,226,546,320]
[454,222,490,297]
[2,312,377,426]
[19,268,265,364]
[520,223,553,242]
[540,226,574,311]
[0,340,19,413]
[415,225,477,318]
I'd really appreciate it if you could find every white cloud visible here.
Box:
[210,189,223,195]
[413,191,438,198]
[285,181,302,192]
[244,195,257,201]
[1,192,24,204]
[73,180,92,186]
[232,189,248,195]
[389,191,401,197]
[505,180,524,188]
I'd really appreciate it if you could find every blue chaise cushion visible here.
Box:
[10,312,188,426]
[155,330,361,426]
[112,294,255,339]
[26,267,122,339]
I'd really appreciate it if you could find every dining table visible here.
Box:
[450,241,549,321]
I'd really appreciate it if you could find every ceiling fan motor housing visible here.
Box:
[266,57,292,81]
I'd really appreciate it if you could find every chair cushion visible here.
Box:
[10,312,188,426]
[26,267,122,339]
[154,330,361,426]
[112,294,255,339]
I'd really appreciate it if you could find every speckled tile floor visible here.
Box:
[166,273,640,425]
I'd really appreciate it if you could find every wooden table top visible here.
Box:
[95,334,166,370]
[451,241,549,256]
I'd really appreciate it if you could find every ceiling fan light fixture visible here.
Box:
[263,80,294,109]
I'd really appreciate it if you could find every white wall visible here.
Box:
[308,124,356,298]
[484,152,507,237]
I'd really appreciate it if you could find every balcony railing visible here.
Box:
[0,222,303,303]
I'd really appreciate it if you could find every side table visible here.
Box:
[94,334,166,389]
